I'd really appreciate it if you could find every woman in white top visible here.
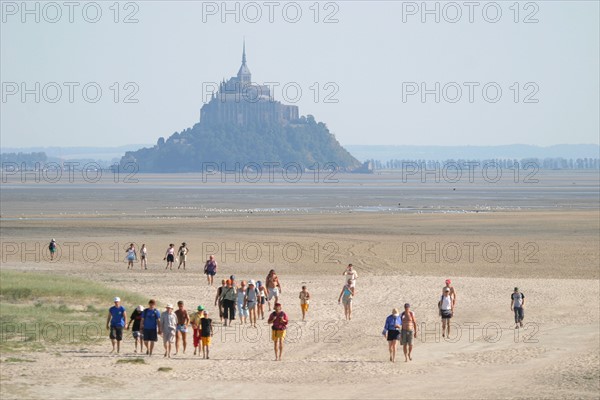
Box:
[342,264,358,287]
[438,287,454,337]
[237,281,248,325]
[140,244,148,270]
[164,244,175,270]
[125,243,137,270]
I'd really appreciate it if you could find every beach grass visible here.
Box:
[116,358,146,364]
[157,367,173,372]
[0,270,148,353]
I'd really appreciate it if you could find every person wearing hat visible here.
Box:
[160,304,178,358]
[268,303,288,361]
[191,305,205,355]
[510,287,525,329]
[438,287,454,337]
[443,279,457,313]
[177,242,189,270]
[400,303,417,362]
[382,308,402,362]
[141,299,161,356]
[106,297,127,354]
[244,280,260,327]
[126,305,145,353]
[220,279,237,326]
[48,239,57,261]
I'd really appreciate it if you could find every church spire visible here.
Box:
[242,38,247,65]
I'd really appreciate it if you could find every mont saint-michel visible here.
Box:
[121,44,360,172]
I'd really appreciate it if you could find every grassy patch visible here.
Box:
[0,270,148,353]
[116,358,146,365]
[157,367,173,372]
[3,357,35,363]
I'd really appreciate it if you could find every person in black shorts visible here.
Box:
[200,311,213,359]
[127,305,145,353]
[140,299,161,356]
[106,297,127,354]
[382,308,402,362]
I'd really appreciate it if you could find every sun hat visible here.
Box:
[136,305,143,312]
[113,297,120,302]
[166,304,174,309]
[445,279,451,284]
[248,279,255,285]
[392,308,399,315]
[197,305,205,311]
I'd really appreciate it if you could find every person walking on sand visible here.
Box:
[443,279,457,312]
[177,242,189,270]
[237,280,249,325]
[342,264,358,287]
[220,279,237,327]
[126,305,145,353]
[200,311,213,359]
[257,281,267,319]
[126,243,137,270]
[400,303,417,362]
[268,303,288,361]
[106,297,127,354]
[511,287,526,329]
[141,299,161,356]
[140,244,148,270]
[204,255,217,285]
[299,285,311,321]
[265,270,282,310]
[382,308,401,362]
[164,244,175,270]
[174,300,190,355]
[439,288,454,337]
[338,279,355,320]
[160,304,177,358]
[244,280,259,327]
[49,239,57,261]
[191,305,205,356]
[214,279,226,323]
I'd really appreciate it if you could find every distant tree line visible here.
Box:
[0,152,48,169]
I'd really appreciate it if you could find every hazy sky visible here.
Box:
[1,1,598,148]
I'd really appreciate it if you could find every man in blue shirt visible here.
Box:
[106,297,127,354]
[140,299,161,356]
[382,308,402,362]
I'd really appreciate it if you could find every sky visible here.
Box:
[1,1,599,148]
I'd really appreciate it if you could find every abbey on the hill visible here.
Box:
[200,42,299,126]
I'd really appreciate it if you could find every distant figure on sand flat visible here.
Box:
[266,270,282,310]
[140,244,148,270]
[214,279,226,323]
[299,285,310,321]
[511,287,525,329]
[268,303,288,361]
[338,279,355,320]
[126,243,137,269]
[256,281,267,320]
[140,299,161,356]
[164,244,175,270]
[174,300,189,355]
[342,264,358,287]
[177,242,188,270]
[204,255,218,285]
[443,279,457,312]
[400,303,417,362]
[160,304,177,358]
[200,311,213,359]
[106,296,127,354]
[49,239,57,261]
[438,288,454,338]
[244,280,259,327]
[127,305,145,353]
[382,308,401,362]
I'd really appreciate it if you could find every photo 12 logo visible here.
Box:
[1,1,140,23]
[202,81,340,105]
[1,82,140,104]
[200,1,340,23]
[401,2,539,24]
[402,82,540,104]
[1,162,139,184]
